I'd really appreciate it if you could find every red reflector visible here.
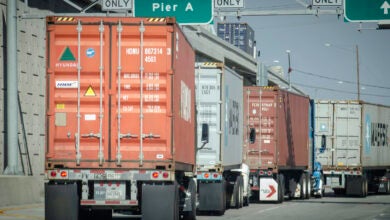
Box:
[108,182,112,187]
[213,173,219,178]
[162,172,169,178]
[50,171,57,177]
[267,171,273,176]
[152,172,159,178]
[259,171,264,175]
[204,173,210,178]
[60,171,67,177]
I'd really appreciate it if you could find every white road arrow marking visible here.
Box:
[381,1,390,15]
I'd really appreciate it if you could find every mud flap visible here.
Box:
[259,178,278,201]
[346,176,366,197]
[142,183,178,220]
[198,181,225,212]
[45,183,79,220]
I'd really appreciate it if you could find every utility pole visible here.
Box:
[286,50,292,91]
[356,45,360,100]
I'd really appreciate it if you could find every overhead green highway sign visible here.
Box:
[133,0,213,25]
[344,0,390,22]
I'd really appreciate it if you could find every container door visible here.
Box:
[111,23,173,165]
[244,88,263,169]
[257,90,277,168]
[47,21,111,164]
[195,68,222,168]
[333,102,361,167]
[314,101,334,167]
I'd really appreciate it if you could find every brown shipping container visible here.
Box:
[45,17,195,171]
[243,86,310,171]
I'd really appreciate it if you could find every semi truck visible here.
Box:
[44,16,197,220]
[313,100,390,197]
[195,62,249,214]
[243,86,312,202]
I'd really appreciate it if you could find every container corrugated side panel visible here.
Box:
[276,90,309,168]
[46,17,195,169]
[222,67,243,168]
[362,103,390,167]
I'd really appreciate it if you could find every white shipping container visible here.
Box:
[314,100,390,169]
[195,63,243,170]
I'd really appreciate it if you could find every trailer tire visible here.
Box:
[231,176,243,209]
[299,173,307,200]
[362,177,368,198]
[305,173,311,199]
[386,179,390,194]
[277,174,285,203]
[182,178,197,220]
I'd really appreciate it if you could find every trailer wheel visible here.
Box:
[361,177,368,198]
[182,178,197,220]
[305,173,311,199]
[231,176,243,209]
[299,173,307,200]
[386,179,390,194]
[277,174,285,203]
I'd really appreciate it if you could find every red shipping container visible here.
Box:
[45,17,195,171]
[243,86,310,171]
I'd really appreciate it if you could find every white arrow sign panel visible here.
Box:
[381,1,390,15]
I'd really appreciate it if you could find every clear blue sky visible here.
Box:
[220,0,390,106]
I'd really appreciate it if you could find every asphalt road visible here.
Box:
[1,194,389,220]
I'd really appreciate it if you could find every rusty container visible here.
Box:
[45,17,195,171]
[243,86,310,171]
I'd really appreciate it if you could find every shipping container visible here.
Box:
[195,62,248,213]
[44,16,196,220]
[243,86,311,202]
[217,23,255,56]
[314,100,390,196]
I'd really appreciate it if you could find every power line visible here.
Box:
[293,68,390,90]
[293,82,390,98]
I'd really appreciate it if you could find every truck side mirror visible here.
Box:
[320,134,326,153]
[201,123,209,144]
[249,128,256,144]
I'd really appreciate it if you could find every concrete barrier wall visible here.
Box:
[0,176,44,207]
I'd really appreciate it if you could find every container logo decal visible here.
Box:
[370,122,389,147]
[56,81,78,88]
[60,46,76,61]
[56,46,77,68]
[84,85,96,97]
[180,81,191,122]
[229,100,239,135]
[364,114,371,154]
[86,48,95,58]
